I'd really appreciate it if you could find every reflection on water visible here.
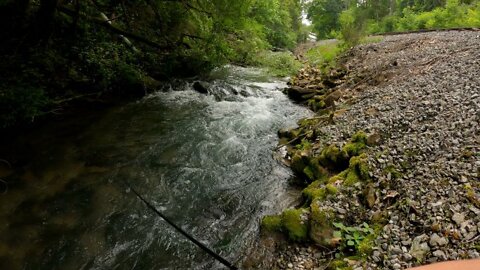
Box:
[0,66,311,269]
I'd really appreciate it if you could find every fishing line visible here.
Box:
[123,180,238,270]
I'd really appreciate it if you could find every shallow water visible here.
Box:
[0,66,311,269]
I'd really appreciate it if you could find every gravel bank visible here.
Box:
[263,30,480,270]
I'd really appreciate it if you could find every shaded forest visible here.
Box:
[0,0,307,128]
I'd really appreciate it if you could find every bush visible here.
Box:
[0,83,48,127]
[305,41,341,70]
[338,8,366,48]
[252,51,302,77]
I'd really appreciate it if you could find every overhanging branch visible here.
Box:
[57,5,171,50]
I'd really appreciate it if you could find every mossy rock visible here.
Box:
[303,181,327,202]
[319,144,349,170]
[282,208,309,241]
[292,153,327,183]
[325,184,338,194]
[298,117,321,128]
[309,203,335,247]
[296,139,313,151]
[328,170,348,184]
[327,259,352,270]
[342,131,368,158]
[307,157,329,181]
[303,182,338,203]
[329,154,370,186]
[261,215,283,232]
[344,169,361,186]
[291,153,307,175]
[307,98,326,112]
[351,131,367,144]
[303,166,316,181]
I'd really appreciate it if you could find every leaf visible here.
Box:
[347,240,355,246]
[333,230,342,238]
[333,222,344,229]
[344,226,352,231]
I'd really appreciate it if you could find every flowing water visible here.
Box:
[0,66,311,269]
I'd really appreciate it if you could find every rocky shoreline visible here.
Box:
[255,30,480,270]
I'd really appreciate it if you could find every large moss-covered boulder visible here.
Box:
[303,181,338,203]
[319,144,349,170]
[344,153,370,186]
[343,131,368,157]
[282,208,309,241]
[309,203,336,247]
[261,215,283,232]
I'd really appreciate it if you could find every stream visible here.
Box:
[0,66,311,269]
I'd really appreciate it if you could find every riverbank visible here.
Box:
[258,30,480,269]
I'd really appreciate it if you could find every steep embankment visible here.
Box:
[262,30,480,270]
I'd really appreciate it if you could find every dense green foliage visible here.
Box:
[0,0,305,128]
[308,0,480,45]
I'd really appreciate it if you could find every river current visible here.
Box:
[0,66,311,269]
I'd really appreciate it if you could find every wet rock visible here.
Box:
[193,81,209,94]
[287,86,316,102]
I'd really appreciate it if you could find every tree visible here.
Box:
[307,0,347,39]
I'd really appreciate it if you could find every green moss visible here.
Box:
[309,203,335,247]
[344,169,361,186]
[303,166,315,181]
[351,131,367,143]
[261,215,283,232]
[303,182,338,204]
[328,170,348,184]
[343,154,370,186]
[308,157,329,182]
[303,186,327,202]
[357,233,376,256]
[296,139,312,151]
[350,154,370,180]
[326,184,338,194]
[464,184,480,208]
[298,117,321,128]
[282,209,309,241]
[287,128,302,141]
[308,98,327,112]
[342,131,368,158]
[319,144,349,169]
[343,142,364,157]
[384,164,402,179]
[291,153,307,175]
[327,259,352,270]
